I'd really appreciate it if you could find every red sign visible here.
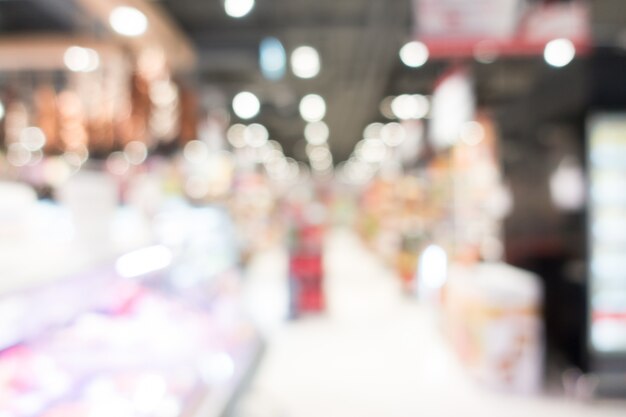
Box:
[414,0,591,58]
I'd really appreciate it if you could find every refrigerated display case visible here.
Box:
[587,113,626,395]
[0,206,261,417]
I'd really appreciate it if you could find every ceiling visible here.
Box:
[1,0,626,164]
[158,0,414,162]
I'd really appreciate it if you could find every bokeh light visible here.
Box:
[304,121,329,145]
[299,94,326,122]
[399,41,429,68]
[109,6,148,37]
[224,0,255,18]
[291,46,321,79]
[232,91,260,120]
[544,38,575,68]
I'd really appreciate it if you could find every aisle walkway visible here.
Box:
[238,229,625,417]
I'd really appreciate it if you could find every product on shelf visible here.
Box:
[0,210,260,417]
[588,114,626,360]
[285,193,327,317]
[445,263,543,394]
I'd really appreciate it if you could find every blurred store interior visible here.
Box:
[1,0,626,416]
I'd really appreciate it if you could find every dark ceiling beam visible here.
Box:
[196,49,258,73]
[187,25,377,49]
[592,0,626,45]
[180,16,370,34]
[31,0,93,32]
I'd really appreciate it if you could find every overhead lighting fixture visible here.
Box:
[381,122,406,147]
[224,0,255,18]
[358,138,387,163]
[363,122,384,140]
[399,41,429,68]
[379,96,396,119]
[308,148,331,163]
[109,6,148,37]
[544,38,575,68]
[299,94,326,122]
[64,46,100,72]
[291,46,320,79]
[232,91,260,119]
[227,124,247,148]
[391,94,429,120]
[307,144,333,172]
[244,123,269,147]
[304,121,329,145]
[260,37,286,80]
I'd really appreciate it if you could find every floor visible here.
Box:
[237,229,626,417]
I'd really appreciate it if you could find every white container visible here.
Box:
[446,262,544,394]
[57,171,118,248]
[0,182,37,241]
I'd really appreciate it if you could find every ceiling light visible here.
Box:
[544,38,575,68]
[304,121,329,145]
[311,156,333,172]
[260,37,286,80]
[299,94,326,122]
[391,94,429,120]
[244,123,269,147]
[227,124,247,148]
[224,0,255,18]
[379,96,396,119]
[64,46,100,72]
[307,144,331,162]
[357,138,387,163]
[109,6,148,37]
[399,41,429,68]
[0,101,4,120]
[232,91,260,119]
[363,122,384,139]
[381,122,406,147]
[259,141,283,162]
[291,46,320,79]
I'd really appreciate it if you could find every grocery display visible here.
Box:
[0,242,259,417]
[2,0,626,413]
[445,263,543,394]
[351,66,543,394]
[0,176,260,417]
[286,202,327,317]
[587,114,626,387]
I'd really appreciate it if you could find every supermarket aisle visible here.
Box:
[238,229,625,417]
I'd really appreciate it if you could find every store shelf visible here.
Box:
[0,203,261,417]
